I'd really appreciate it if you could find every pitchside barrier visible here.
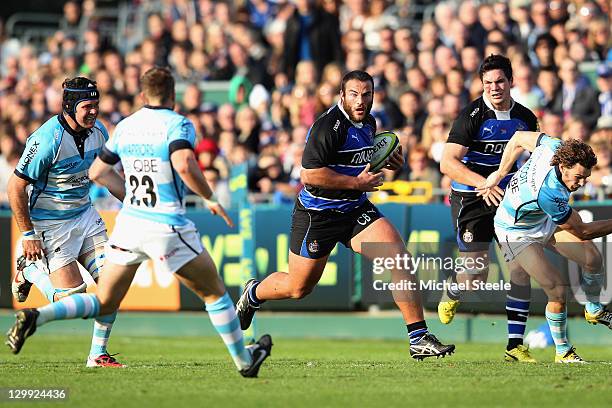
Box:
[0,201,610,314]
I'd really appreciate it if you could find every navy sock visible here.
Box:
[506,282,530,351]
[247,281,264,307]
[407,321,428,344]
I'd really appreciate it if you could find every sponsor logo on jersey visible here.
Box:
[350,149,373,165]
[333,120,340,132]
[20,141,40,171]
[65,174,90,187]
[552,197,568,213]
[470,107,479,117]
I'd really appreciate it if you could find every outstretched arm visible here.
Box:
[480,131,543,190]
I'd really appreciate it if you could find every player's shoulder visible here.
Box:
[309,105,346,136]
[29,115,64,147]
[457,97,486,122]
[93,119,110,139]
[511,101,538,122]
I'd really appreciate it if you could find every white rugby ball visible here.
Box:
[370,131,400,172]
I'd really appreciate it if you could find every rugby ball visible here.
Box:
[370,131,400,172]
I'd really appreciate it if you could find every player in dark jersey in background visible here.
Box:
[439,55,539,362]
[237,70,455,359]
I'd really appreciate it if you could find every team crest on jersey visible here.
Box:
[462,230,474,243]
[308,240,319,253]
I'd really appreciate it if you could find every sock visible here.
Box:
[37,293,100,326]
[247,281,264,307]
[22,263,56,303]
[406,321,428,344]
[582,273,604,314]
[545,308,571,355]
[585,302,603,315]
[506,283,530,350]
[446,274,462,301]
[89,312,117,358]
[206,293,252,370]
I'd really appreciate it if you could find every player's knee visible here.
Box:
[289,284,314,299]
[542,284,565,303]
[583,247,603,273]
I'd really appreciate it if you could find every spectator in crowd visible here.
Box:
[280,0,342,81]
[0,0,610,206]
[552,58,600,129]
[596,63,612,117]
[510,64,545,111]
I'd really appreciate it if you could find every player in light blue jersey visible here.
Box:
[481,131,612,363]
[7,77,126,367]
[6,67,272,377]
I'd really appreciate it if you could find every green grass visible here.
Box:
[1,336,611,408]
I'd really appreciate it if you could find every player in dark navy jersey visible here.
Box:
[439,55,539,362]
[237,71,455,360]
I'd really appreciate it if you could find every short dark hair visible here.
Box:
[479,54,513,82]
[140,67,175,102]
[341,70,374,94]
[550,139,598,169]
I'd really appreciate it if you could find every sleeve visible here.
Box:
[537,182,572,225]
[95,120,110,142]
[536,135,562,151]
[168,117,196,154]
[301,118,341,169]
[14,130,56,184]
[446,109,476,147]
[527,111,540,132]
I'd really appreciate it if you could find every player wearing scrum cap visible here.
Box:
[7,77,126,367]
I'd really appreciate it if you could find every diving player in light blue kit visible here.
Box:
[6,67,272,377]
[7,77,125,367]
[481,131,612,363]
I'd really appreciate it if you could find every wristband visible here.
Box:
[22,229,41,240]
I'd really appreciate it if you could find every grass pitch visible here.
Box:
[1,335,611,408]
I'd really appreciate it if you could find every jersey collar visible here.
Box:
[337,102,363,128]
[554,165,571,192]
[482,93,515,119]
[57,113,91,139]
[144,104,174,110]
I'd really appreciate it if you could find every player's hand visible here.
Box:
[478,185,504,207]
[22,238,44,261]
[385,146,404,171]
[478,170,503,191]
[208,202,234,228]
[356,163,384,192]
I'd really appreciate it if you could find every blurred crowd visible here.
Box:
[0,0,611,209]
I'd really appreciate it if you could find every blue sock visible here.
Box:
[582,273,604,314]
[36,293,100,326]
[89,312,117,358]
[406,321,428,344]
[22,263,55,303]
[585,302,603,315]
[545,308,571,355]
[206,293,252,370]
